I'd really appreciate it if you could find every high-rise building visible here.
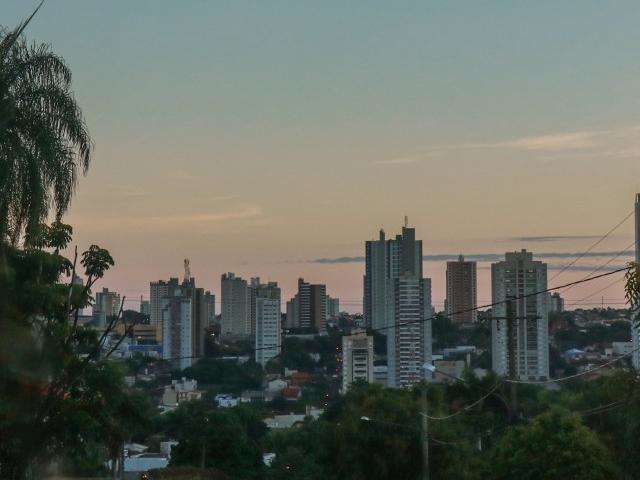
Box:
[92,287,121,328]
[387,274,433,388]
[363,221,432,388]
[150,278,179,333]
[286,278,327,331]
[254,282,282,366]
[180,276,208,361]
[161,292,193,370]
[204,291,216,326]
[445,255,477,324]
[221,273,250,338]
[547,292,564,314]
[632,194,640,370]
[491,250,549,381]
[285,296,299,330]
[140,299,151,316]
[326,296,340,319]
[341,329,374,392]
[153,268,208,360]
[364,224,423,332]
[248,278,281,336]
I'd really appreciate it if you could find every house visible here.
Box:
[612,341,633,356]
[264,407,324,429]
[564,348,585,362]
[290,372,312,387]
[241,390,271,403]
[282,386,302,401]
[215,394,239,408]
[266,378,288,393]
[161,378,203,408]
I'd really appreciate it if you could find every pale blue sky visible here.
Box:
[4,1,640,309]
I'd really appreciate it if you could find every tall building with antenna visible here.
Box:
[364,219,433,388]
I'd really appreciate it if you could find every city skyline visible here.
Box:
[5,1,639,310]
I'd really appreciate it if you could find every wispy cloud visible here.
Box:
[312,250,633,264]
[80,205,263,229]
[507,235,602,243]
[373,157,420,166]
[396,124,640,159]
[144,206,262,225]
[491,131,603,151]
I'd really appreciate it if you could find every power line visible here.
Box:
[129,266,631,365]
[548,210,634,283]
[425,383,502,421]
[503,344,639,385]
[557,240,635,298]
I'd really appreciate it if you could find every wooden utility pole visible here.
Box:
[421,385,430,480]
[506,298,518,422]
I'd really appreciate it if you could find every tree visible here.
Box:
[0,4,92,247]
[162,402,265,479]
[490,408,618,480]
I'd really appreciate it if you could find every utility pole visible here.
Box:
[421,384,430,480]
[506,298,518,423]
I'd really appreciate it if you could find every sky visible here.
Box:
[4,1,640,312]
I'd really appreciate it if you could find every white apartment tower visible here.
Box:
[341,329,374,392]
[255,296,282,366]
[491,250,549,381]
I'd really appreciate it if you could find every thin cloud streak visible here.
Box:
[373,157,420,165]
[508,235,603,242]
[312,250,634,264]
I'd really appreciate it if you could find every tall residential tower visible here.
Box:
[364,220,433,388]
[445,255,477,324]
[491,250,549,381]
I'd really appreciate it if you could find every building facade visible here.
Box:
[364,221,433,389]
[445,255,477,324]
[221,273,250,338]
[255,293,282,367]
[491,250,549,381]
[150,278,179,334]
[161,292,193,370]
[547,292,564,314]
[326,296,340,320]
[341,329,374,392]
[286,278,327,331]
[93,287,121,328]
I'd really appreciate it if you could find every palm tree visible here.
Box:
[0,1,92,247]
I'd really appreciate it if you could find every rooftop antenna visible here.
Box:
[404,215,408,228]
[184,258,191,282]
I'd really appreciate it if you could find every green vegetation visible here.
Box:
[182,358,264,394]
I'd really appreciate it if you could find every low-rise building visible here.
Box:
[215,393,239,408]
[282,386,302,401]
[429,360,465,383]
[161,378,203,408]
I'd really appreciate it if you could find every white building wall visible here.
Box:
[255,297,281,366]
[491,250,549,381]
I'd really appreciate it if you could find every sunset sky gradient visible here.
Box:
[5,1,640,310]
